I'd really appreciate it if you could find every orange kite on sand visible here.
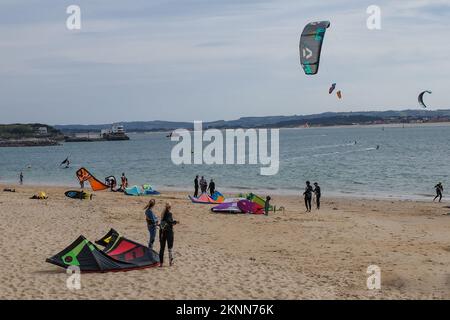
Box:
[76,167,109,191]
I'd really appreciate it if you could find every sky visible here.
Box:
[0,0,449,125]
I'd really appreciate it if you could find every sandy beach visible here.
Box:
[0,184,449,300]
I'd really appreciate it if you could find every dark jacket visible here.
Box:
[304,185,313,198]
[160,210,177,232]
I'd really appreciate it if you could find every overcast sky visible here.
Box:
[0,0,449,125]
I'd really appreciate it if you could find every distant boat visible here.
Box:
[65,124,129,142]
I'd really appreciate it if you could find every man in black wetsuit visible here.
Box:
[433,182,443,202]
[303,181,313,213]
[208,179,215,196]
[313,182,321,210]
[200,176,207,193]
[194,175,199,197]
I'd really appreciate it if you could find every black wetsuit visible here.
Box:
[159,210,177,265]
[194,178,199,197]
[208,182,215,196]
[200,179,207,193]
[304,185,313,212]
[314,186,321,209]
[434,184,443,202]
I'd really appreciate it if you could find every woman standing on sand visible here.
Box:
[159,202,178,267]
[144,199,159,250]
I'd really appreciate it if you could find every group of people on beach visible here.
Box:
[302,181,321,212]
[144,199,178,267]
[193,175,215,197]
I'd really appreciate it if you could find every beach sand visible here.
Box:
[0,184,449,299]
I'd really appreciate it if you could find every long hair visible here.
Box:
[144,199,155,210]
[161,202,171,220]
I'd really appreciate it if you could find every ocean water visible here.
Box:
[0,125,449,200]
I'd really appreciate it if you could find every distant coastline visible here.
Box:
[53,108,450,133]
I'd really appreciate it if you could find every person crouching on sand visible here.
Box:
[159,202,178,267]
[144,199,159,250]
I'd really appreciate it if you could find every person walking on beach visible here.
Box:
[121,173,128,190]
[433,182,444,202]
[313,182,321,210]
[144,199,159,250]
[200,176,207,193]
[19,172,23,185]
[194,175,199,197]
[159,202,178,267]
[208,179,215,196]
[303,181,313,213]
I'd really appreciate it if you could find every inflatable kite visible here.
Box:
[46,229,159,272]
[329,83,336,94]
[65,190,92,200]
[76,167,109,191]
[299,21,330,75]
[124,185,160,196]
[211,202,243,213]
[418,90,432,108]
[189,192,224,204]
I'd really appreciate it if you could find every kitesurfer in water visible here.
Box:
[208,179,215,196]
[194,175,199,197]
[313,182,321,210]
[303,181,313,212]
[159,202,178,267]
[433,182,444,202]
[144,199,159,250]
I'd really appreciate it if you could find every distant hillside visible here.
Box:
[0,123,62,140]
[54,109,450,133]
[0,123,64,147]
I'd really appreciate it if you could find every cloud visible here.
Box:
[0,0,448,124]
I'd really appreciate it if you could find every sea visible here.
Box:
[0,124,449,200]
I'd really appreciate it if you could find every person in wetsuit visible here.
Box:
[313,182,321,210]
[200,176,207,193]
[159,202,178,266]
[433,182,444,202]
[208,179,215,196]
[303,181,313,213]
[194,175,199,197]
[264,196,271,216]
[120,173,128,190]
[144,199,159,250]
